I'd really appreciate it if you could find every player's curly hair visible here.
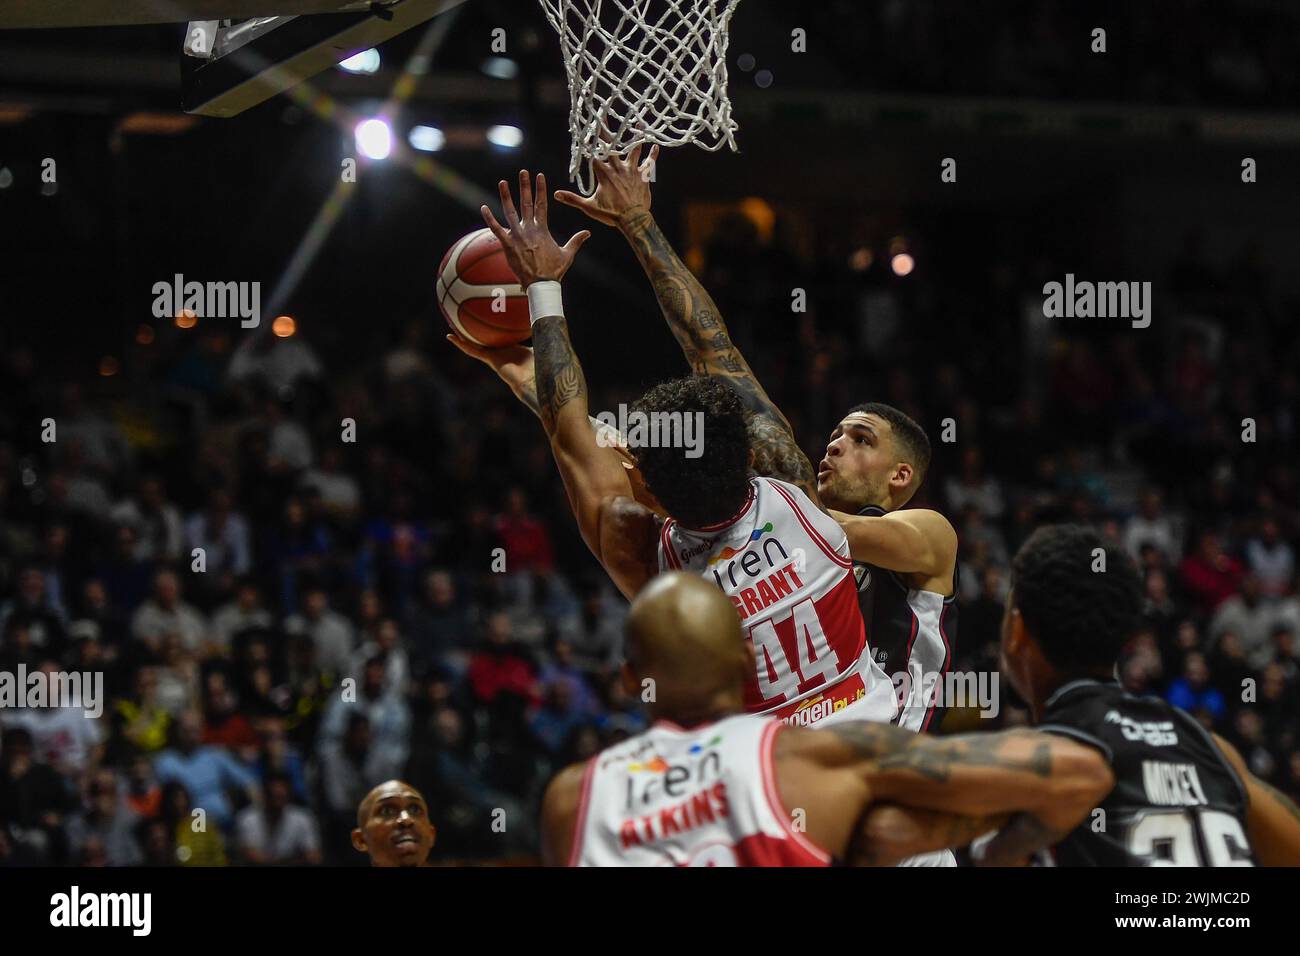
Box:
[630,376,752,530]
[1010,524,1142,673]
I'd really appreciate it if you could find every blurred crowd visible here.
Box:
[3,193,1300,865]
[818,0,1300,109]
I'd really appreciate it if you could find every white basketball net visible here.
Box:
[537,0,743,194]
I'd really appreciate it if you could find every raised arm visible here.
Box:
[555,148,821,505]
[480,171,659,599]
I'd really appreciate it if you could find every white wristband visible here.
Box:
[527,280,564,325]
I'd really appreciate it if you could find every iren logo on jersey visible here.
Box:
[707,528,807,621]
[624,743,725,813]
[707,523,774,566]
[627,757,670,773]
[628,735,724,772]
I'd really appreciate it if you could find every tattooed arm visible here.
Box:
[479,171,660,599]
[555,148,822,506]
[1213,732,1300,865]
[775,722,1113,864]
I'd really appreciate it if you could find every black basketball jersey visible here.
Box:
[853,505,957,732]
[1040,679,1255,867]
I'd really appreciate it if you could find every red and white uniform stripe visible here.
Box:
[571,714,831,867]
[657,477,896,727]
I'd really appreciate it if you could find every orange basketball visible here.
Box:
[437,227,530,346]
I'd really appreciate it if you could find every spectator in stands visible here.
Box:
[1247,518,1296,599]
[350,618,410,699]
[0,567,65,654]
[404,568,475,675]
[317,657,410,781]
[185,489,253,591]
[1211,575,1278,668]
[110,476,184,565]
[1166,651,1227,726]
[467,612,537,708]
[1180,531,1245,614]
[0,660,104,777]
[945,448,1005,520]
[234,772,323,865]
[161,780,227,866]
[130,569,207,656]
[556,582,625,674]
[285,587,355,679]
[111,666,172,756]
[66,768,142,867]
[153,711,259,832]
[210,579,272,653]
[1124,488,1180,563]
[0,727,73,865]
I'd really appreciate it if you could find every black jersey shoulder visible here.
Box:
[1039,679,1254,866]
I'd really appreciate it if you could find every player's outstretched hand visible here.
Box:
[554,143,658,229]
[481,170,590,287]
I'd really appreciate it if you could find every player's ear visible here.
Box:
[746,448,756,469]
[892,462,913,490]
[1004,604,1026,652]
[350,827,368,854]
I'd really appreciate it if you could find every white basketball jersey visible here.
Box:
[657,477,896,726]
[570,714,832,867]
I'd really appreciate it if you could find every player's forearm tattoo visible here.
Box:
[532,316,586,434]
[744,406,819,499]
[621,211,753,379]
[620,210,820,500]
[828,724,1054,782]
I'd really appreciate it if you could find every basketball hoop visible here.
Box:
[537,0,743,194]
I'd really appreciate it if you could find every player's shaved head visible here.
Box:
[624,572,752,725]
[352,779,435,867]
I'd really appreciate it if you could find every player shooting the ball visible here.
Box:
[451,170,902,731]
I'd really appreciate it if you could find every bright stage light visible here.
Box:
[891,253,915,277]
[481,57,519,80]
[355,118,393,160]
[338,49,381,74]
[409,125,445,152]
[487,124,524,149]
